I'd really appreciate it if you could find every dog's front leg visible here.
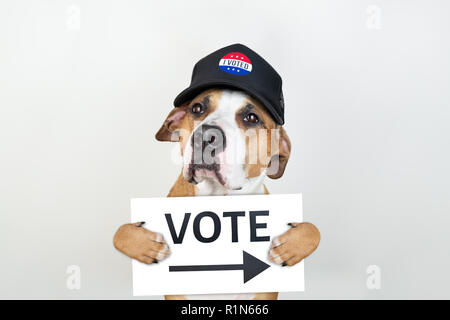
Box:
[113,222,170,264]
[268,222,320,266]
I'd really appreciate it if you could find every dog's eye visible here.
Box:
[243,113,259,124]
[191,103,204,114]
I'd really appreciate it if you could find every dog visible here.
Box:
[113,88,320,300]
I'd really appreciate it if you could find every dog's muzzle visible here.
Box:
[191,124,226,164]
[187,124,227,185]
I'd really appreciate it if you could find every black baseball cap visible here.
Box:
[173,43,285,124]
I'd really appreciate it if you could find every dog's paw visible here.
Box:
[268,222,320,267]
[113,222,171,264]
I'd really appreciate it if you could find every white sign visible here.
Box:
[131,194,304,296]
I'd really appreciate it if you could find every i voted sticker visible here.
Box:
[219,52,252,75]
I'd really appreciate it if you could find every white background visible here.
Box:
[0,0,449,299]
[131,194,303,296]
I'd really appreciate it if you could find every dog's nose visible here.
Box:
[191,124,226,161]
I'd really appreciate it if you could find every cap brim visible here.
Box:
[173,80,284,125]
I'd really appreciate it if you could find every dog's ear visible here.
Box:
[267,127,291,179]
[155,103,189,142]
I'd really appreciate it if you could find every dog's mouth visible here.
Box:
[187,163,226,186]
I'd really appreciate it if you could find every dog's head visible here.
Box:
[156,88,290,190]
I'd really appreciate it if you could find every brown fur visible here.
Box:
[114,88,320,301]
[167,172,196,197]
[113,222,169,265]
[239,96,277,179]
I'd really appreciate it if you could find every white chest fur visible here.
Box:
[195,171,266,196]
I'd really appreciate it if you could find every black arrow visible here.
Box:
[169,251,270,283]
